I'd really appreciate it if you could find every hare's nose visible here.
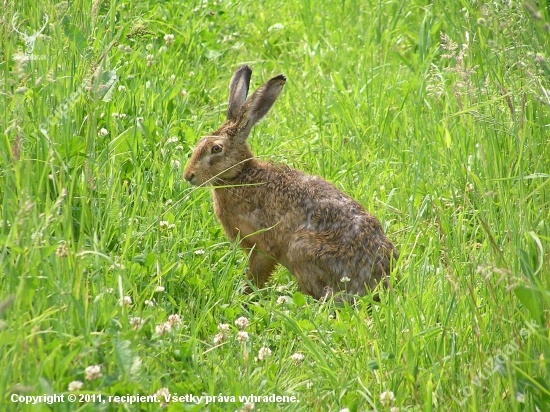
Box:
[184,170,197,185]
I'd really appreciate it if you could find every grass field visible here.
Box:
[1,0,550,411]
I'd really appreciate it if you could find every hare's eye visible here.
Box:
[211,145,223,154]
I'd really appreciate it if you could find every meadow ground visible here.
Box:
[1,0,549,411]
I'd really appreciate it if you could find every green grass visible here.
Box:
[1,0,549,411]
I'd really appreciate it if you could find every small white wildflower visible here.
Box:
[119,113,127,119]
[213,333,225,345]
[189,71,195,77]
[168,223,176,230]
[380,390,395,406]
[194,249,205,255]
[105,287,114,294]
[165,199,173,205]
[390,408,399,412]
[290,352,305,365]
[129,317,143,330]
[160,220,169,229]
[340,276,351,283]
[276,296,290,305]
[155,387,170,398]
[236,331,249,343]
[145,81,151,89]
[175,145,184,151]
[257,347,272,361]
[85,365,102,381]
[145,44,153,51]
[118,85,126,92]
[170,159,181,169]
[68,380,83,391]
[164,34,175,45]
[168,314,182,326]
[109,262,124,271]
[155,322,172,335]
[144,299,155,307]
[98,128,109,137]
[241,402,255,411]
[338,409,350,412]
[166,136,179,145]
[180,89,187,96]
[155,285,165,292]
[169,74,176,82]
[119,296,132,306]
[235,316,249,329]
[56,243,69,257]
[218,323,230,333]
[112,112,119,118]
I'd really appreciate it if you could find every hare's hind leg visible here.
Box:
[244,250,277,293]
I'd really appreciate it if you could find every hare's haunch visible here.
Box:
[184,65,398,299]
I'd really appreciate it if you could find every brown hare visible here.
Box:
[184,65,398,300]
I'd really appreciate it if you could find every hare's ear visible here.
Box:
[227,65,252,122]
[235,74,286,138]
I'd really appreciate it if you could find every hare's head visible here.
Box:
[184,65,286,186]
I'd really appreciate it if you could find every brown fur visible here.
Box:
[184,66,398,299]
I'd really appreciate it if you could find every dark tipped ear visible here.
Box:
[227,65,252,122]
[235,74,286,137]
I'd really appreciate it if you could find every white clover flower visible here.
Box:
[119,296,132,306]
[56,243,69,257]
[235,316,249,329]
[170,159,181,169]
[155,322,172,335]
[85,365,102,381]
[105,287,114,294]
[165,199,173,205]
[68,380,83,391]
[194,249,205,255]
[164,34,175,45]
[241,402,254,411]
[166,136,179,145]
[340,276,351,283]
[98,128,109,137]
[180,90,187,96]
[213,333,225,345]
[257,347,272,361]
[380,390,395,406]
[118,85,126,92]
[218,323,230,334]
[155,387,170,398]
[160,220,169,229]
[129,317,143,330]
[168,314,182,326]
[155,285,165,292]
[236,331,249,343]
[144,299,155,307]
[276,296,290,305]
[290,352,305,365]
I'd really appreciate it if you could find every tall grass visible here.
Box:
[1,0,549,411]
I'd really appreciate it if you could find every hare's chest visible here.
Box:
[213,191,265,240]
